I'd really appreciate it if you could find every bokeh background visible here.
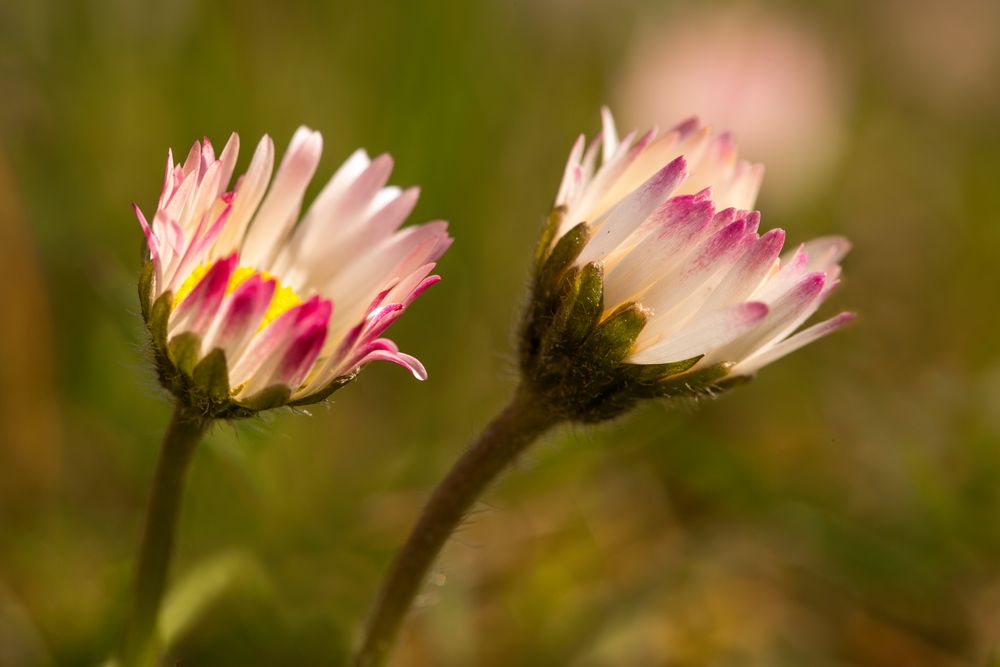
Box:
[2,0,1000,665]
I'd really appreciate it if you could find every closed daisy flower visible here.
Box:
[136,127,452,417]
[522,109,852,421]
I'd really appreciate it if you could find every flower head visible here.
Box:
[137,127,452,418]
[521,109,852,421]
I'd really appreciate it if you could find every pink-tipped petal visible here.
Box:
[362,303,405,341]
[134,204,160,266]
[711,272,827,364]
[604,194,715,305]
[702,227,785,311]
[639,217,750,316]
[384,263,437,306]
[579,156,688,264]
[161,169,198,233]
[167,203,233,293]
[734,311,857,374]
[754,243,809,302]
[356,348,428,381]
[402,274,441,307]
[671,116,700,139]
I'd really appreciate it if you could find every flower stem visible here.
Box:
[119,401,208,667]
[352,384,560,667]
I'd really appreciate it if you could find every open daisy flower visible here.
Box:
[136,127,452,418]
[521,108,853,421]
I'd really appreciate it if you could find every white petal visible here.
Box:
[734,311,856,374]
[802,235,852,272]
[600,106,619,164]
[241,127,323,268]
[603,193,715,306]
[639,218,751,318]
[630,302,769,364]
[555,134,585,207]
[215,132,240,197]
[212,135,275,258]
[279,154,394,280]
[577,156,687,265]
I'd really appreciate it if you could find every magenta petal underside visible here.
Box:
[272,321,328,389]
[210,275,276,358]
[171,254,238,336]
[356,346,428,381]
[230,295,331,387]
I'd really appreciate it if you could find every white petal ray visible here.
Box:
[577,156,687,265]
[630,302,769,364]
[212,135,275,258]
[241,127,323,268]
[734,312,856,375]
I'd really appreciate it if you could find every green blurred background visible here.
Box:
[2,0,1000,665]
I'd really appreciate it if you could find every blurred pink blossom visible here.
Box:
[617,7,850,208]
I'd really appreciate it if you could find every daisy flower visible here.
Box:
[136,127,451,416]
[522,109,852,420]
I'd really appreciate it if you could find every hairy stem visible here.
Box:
[119,401,208,667]
[353,385,559,667]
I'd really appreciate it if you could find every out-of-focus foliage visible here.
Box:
[1,0,999,665]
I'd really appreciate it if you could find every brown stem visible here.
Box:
[119,401,208,667]
[352,385,559,667]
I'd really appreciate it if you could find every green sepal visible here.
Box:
[237,385,292,412]
[641,362,735,400]
[513,208,749,423]
[168,332,202,377]
[138,260,155,322]
[620,355,703,384]
[533,206,567,268]
[192,348,230,404]
[535,221,590,297]
[537,265,582,361]
[149,291,173,353]
[287,371,359,407]
[562,262,604,350]
[578,302,648,371]
[520,223,592,371]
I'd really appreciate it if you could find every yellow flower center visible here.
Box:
[173,264,303,330]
